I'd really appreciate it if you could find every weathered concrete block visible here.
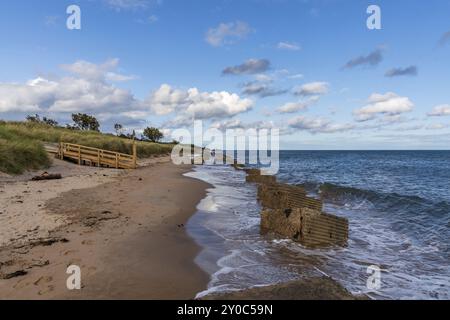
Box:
[258,183,322,211]
[301,212,349,247]
[261,208,348,248]
[257,183,288,209]
[244,168,261,175]
[245,168,277,184]
[246,174,277,184]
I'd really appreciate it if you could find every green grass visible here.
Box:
[0,121,174,174]
[0,137,51,175]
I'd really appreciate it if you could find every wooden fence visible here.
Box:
[58,142,137,169]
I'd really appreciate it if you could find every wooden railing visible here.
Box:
[58,142,137,169]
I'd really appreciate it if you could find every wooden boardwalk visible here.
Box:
[58,142,137,169]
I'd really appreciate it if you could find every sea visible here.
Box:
[184,151,450,300]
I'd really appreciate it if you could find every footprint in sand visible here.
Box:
[38,285,55,296]
[34,276,53,286]
[63,250,78,256]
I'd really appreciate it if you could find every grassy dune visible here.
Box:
[0,121,174,174]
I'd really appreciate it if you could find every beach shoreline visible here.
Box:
[0,157,211,299]
[0,156,364,300]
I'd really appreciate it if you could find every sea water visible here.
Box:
[185,151,450,300]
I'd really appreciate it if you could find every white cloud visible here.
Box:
[0,59,255,135]
[45,16,60,27]
[206,21,252,47]
[354,92,414,122]
[147,84,253,122]
[185,88,253,119]
[0,60,139,114]
[137,14,159,24]
[241,81,287,98]
[428,104,450,117]
[104,0,154,11]
[49,79,136,113]
[277,96,319,114]
[223,59,270,75]
[288,116,354,134]
[147,14,158,23]
[0,60,137,116]
[277,42,301,51]
[254,74,273,82]
[60,58,134,82]
[294,82,329,96]
[426,123,449,130]
[147,84,189,115]
[210,119,274,131]
[119,110,151,119]
[288,73,304,80]
[378,114,409,124]
[105,72,137,82]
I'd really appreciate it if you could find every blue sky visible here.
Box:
[1,0,450,149]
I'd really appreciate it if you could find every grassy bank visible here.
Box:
[0,121,174,174]
[0,137,51,175]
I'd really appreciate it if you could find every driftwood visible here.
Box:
[31,172,62,181]
[0,270,28,280]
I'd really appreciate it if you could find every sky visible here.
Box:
[1,0,450,149]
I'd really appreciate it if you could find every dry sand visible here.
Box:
[0,160,123,248]
[0,156,210,299]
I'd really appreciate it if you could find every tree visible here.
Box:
[114,123,124,136]
[143,127,164,143]
[42,117,58,127]
[26,114,41,123]
[71,113,100,131]
[26,114,58,127]
[66,124,80,130]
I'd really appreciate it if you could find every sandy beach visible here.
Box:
[0,154,364,300]
[0,157,210,299]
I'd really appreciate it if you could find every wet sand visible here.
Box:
[0,158,210,299]
[202,277,363,300]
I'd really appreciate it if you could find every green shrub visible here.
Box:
[0,138,51,175]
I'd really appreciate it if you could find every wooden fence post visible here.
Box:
[78,145,81,165]
[59,142,64,160]
[132,140,137,169]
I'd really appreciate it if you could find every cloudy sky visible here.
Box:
[1,0,450,149]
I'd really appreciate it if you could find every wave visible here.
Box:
[311,182,449,213]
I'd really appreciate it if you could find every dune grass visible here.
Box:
[0,137,51,175]
[0,121,174,174]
